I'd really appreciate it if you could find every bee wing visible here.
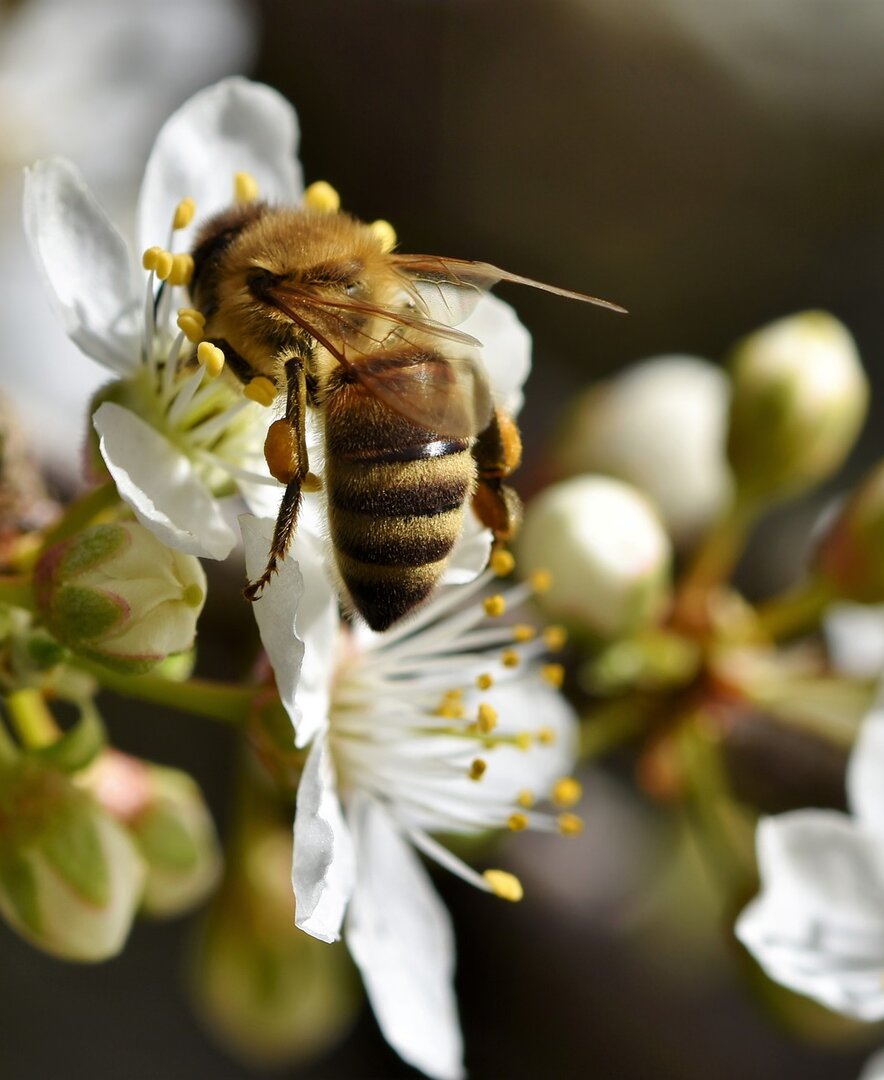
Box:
[392,254,627,326]
[352,346,494,439]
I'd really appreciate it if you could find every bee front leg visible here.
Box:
[244,356,313,601]
[470,407,524,541]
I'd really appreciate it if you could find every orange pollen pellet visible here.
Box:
[264,418,299,485]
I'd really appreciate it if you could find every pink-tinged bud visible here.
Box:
[0,758,144,961]
[34,522,206,673]
[813,462,884,602]
[727,312,868,502]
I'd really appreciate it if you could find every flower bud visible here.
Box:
[517,476,672,639]
[812,462,884,602]
[192,824,357,1066]
[34,522,206,673]
[0,758,144,961]
[553,356,731,543]
[727,312,868,502]
[82,751,221,918]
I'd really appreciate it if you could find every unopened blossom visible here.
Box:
[242,516,580,1080]
[553,355,731,544]
[0,0,254,478]
[736,691,884,1019]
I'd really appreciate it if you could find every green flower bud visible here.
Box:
[812,462,884,602]
[727,312,868,502]
[0,758,144,961]
[192,824,357,1066]
[517,476,672,640]
[34,522,206,674]
[553,356,732,544]
[82,751,221,918]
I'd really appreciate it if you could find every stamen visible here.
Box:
[173,197,196,230]
[515,732,533,751]
[435,698,465,720]
[501,649,520,668]
[468,758,486,781]
[507,812,529,832]
[483,594,506,618]
[142,246,163,271]
[482,869,524,902]
[537,726,556,745]
[513,624,536,643]
[197,341,225,378]
[530,568,553,594]
[369,219,397,252]
[244,376,277,406]
[543,625,567,651]
[476,673,494,691]
[304,180,340,213]
[234,171,260,202]
[557,812,584,837]
[153,249,175,281]
[517,790,535,809]
[477,703,497,733]
[542,663,565,689]
[167,253,194,287]
[177,310,205,343]
[552,777,582,807]
[491,549,515,577]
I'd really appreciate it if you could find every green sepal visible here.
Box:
[76,646,162,676]
[134,805,199,872]
[57,524,127,578]
[40,802,109,907]
[51,585,125,643]
[0,851,41,935]
[35,702,106,774]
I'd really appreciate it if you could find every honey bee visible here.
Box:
[188,189,623,630]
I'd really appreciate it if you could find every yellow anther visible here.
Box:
[515,732,533,751]
[443,689,463,703]
[476,673,494,691]
[501,649,520,669]
[552,777,583,808]
[507,812,529,832]
[153,249,175,281]
[537,726,557,746]
[304,180,340,213]
[543,625,567,652]
[167,253,194,287]
[244,376,277,407]
[516,790,535,809]
[513,624,536,643]
[177,317,203,344]
[234,171,260,203]
[197,341,225,378]
[477,703,498,734]
[468,758,487,782]
[369,218,397,252]
[542,663,565,689]
[436,701,465,720]
[142,246,162,271]
[557,812,584,837]
[490,549,515,577]
[530,568,553,594]
[483,594,506,618]
[483,869,524,902]
[302,473,323,493]
[178,307,205,327]
[173,197,196,230]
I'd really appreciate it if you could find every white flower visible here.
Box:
[862,1049,884,1080]
[24,78,303,558]
[825,603,884,680]
[0,0,255,479]
[241,516,580,1080]
[736,692,884,1020]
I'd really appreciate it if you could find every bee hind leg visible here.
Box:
[470,407,524,541]
[244,356,312,601]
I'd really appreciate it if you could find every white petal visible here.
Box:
[292,734,356,943]
[23,158,138,374]
[462,293,532,416]
[240,516,338,748]
[825,603,884,679]
[736,812,884,1020]
[443,513,493,585]
[346,796,464,1080]
[848,695,884,829]
[861,1049,884,1080]
[137,77,302,255]
[94,402,235,559]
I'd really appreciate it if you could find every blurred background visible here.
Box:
[3,0,884,1076]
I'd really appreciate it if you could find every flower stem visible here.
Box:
[754,576,835,641]
[4,689,60,749]
[0,575,35,611]
[0,717,19,764]
[74,661,258,726]
[40,481,120,552]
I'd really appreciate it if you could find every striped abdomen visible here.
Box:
[324,383,477,631]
